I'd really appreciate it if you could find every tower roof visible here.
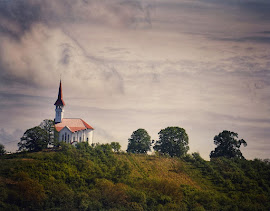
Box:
[54,80,65,106]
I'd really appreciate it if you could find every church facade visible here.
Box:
[54,81,94,144]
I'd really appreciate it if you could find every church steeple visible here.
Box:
[54,80,65,106]
[54,80,65,123]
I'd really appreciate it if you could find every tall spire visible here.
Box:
[54,80,65,106]
[54,80,65,124]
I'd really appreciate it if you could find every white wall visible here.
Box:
[59,127,72,143]
[59,128,94,144]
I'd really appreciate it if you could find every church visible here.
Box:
[54,81,94,144]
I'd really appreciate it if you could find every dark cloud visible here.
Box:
[0,0,41,38]
[0,0,153,40]
[214,36,270,44]
[200,0,270,20]
[240,1,270,20]
[0,92,50,102]
[259,31,270,34]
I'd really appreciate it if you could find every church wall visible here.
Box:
[84,129,94,145]
[69,129,94,144]
[59,127,72,144]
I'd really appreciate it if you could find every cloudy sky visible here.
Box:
[0,0,270,160]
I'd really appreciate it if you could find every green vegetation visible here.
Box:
[18,119,58,152]
[0,143,269,210]
[111,142,121,152]
[18,126,50,152]
[2,125,268,210]
[154,127,189,157]
[127,129,152,154]
[210,130,247,159]
[0,144,5,155]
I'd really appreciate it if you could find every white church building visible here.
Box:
[54,81,94,144]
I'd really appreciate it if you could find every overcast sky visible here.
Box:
[0,0,270,159]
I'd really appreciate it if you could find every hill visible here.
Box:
[0,143,269,210]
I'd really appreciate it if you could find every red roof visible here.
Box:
[54,80,65,106]
[55,118,94,133]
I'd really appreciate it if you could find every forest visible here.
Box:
[0,142,269,211]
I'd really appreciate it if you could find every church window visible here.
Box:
[68,134,70,141]
[62,135,64,141]
[65,133,67,141]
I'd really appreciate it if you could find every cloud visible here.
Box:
[0,128,23,151]
[0,0,270,159]
[213,36,270,44]
[0,24,124,97]
[199,0,270,19]
[0,0,152,38]
[259,31,270,34]
[0,0,155,97]
[0,0,41,38]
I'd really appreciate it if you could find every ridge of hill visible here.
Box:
[0,143,269,210]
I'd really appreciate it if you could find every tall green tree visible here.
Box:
[0,143,6,155]
[39,119,59,146]
[154,126,189,157]
[18,127,48,152]
[210,130,247,159]
[127,129,151,154]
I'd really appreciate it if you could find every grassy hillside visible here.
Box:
[0,143,269,210]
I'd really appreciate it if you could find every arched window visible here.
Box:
[65,133,67,141]
[68,134,70,141]
[62,135,64,141]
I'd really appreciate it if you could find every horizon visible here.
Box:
[0,0,270,160]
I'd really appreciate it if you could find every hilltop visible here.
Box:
[0,143,269,210]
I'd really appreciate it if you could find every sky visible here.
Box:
[0,0,270,160]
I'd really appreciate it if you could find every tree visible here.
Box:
[111,142,121,152]
[154,127,189,157]
[39,119,59,146]
[127,129,151,154]
[0,143,6,155]
[18,127,48,152]
[210,130,247,159]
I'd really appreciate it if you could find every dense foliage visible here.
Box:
[18,126,49,152]
[18,120,58,152]
[127,129,151,154]
[39,119,58,146]
[111,142,121,152]
[1,144,269,210]
[210,130,247,159]
[154,127,189,157]
[0,144,5,155]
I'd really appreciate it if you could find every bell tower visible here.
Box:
[54,80,65,123]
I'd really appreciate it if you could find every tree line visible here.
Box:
[0,119,247,160]
[127,127,247,159]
